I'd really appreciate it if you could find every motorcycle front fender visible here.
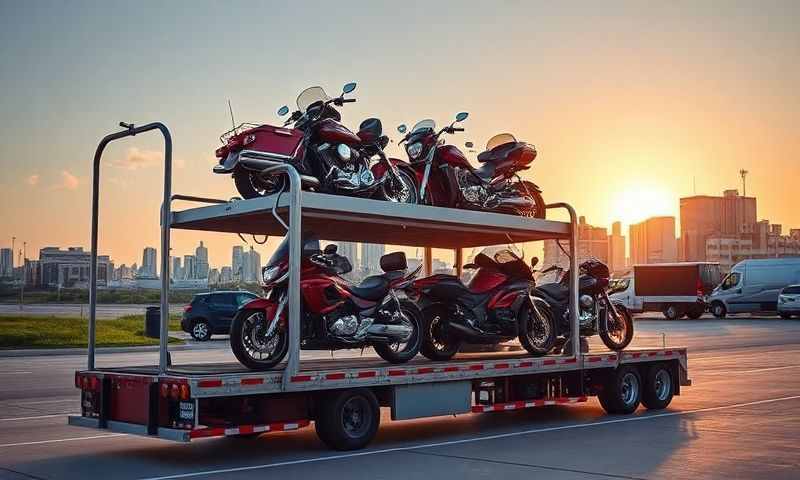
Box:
[371,157,414,181]
[240,297,286,327]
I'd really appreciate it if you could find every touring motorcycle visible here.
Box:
[213,82,418,203]
[535,258,634,352]
[230,235,423,370]
[408,246,556,360]
[396,113,546,217]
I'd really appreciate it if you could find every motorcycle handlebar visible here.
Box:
[452,127,464,132]
[341,98,356,103]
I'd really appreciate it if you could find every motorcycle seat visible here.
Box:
[473,162,496,181]
[344,274,390,301]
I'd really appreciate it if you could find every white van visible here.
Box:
[708,258,800,317]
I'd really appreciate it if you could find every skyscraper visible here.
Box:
[232,246,244,282]
[608,221,626,273]
[629,216,677,265]
[0,248,12,278]
[543,216,608,269]
[171,256,182,281]
[680,189,756,261]
[241,246,262,283]
[195,241,209,279]
[140,247,157,278]
[183,255,196,280]
[337,242,359,271]
[360,243,385,275]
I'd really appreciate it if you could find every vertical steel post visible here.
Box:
[158,131,173,375]
[283,167,303,387]
[423,246,433,276]
[89,122,171,372]
[455,248,464,278]
[545,203,580,359]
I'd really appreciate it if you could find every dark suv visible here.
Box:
[181,291,258,341]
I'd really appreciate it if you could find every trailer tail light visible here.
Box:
[75,373,102,418]
[160,379,194,429]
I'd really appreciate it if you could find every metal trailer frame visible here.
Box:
[75,123,690,447]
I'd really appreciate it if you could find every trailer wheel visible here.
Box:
[315,388,380,451]
[662,305,682,320]
[779,312,793,319]
[686,305,705,320]
[710,302,727,318]
[641,364,674,410]
[598,366,641,414]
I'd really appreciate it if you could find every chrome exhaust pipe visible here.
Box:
[487,196,535,209]
[238,152,320,188]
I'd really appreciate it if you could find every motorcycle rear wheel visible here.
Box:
[230,308,289,370]
[599,305,634,351]
[233,170,286,199]
[515,181,546,219]
[420,306,461,361]
[373,300,423,363]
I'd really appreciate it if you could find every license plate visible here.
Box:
[179,401,195,421]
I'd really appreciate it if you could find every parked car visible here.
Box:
[610,262,721,319]
[778,284,800,319]
[181,291,259,341]
[709,258,800,318]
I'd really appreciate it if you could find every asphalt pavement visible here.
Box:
[0,315,799,479]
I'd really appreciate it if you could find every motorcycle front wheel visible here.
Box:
[230,308,289,370]
[599,304,634,351]
[376,169,419,204]
[518,300,557,356]
[233,169,286,199]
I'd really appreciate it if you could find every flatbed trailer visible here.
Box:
[68,123,691,450]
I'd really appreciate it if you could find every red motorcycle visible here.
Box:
[396,113,546,217]
[408,247,556,360]
[230,235,423,370]
[213,82,418,204]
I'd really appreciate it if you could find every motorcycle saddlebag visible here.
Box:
[380,252,407,272]
[243,124,304,158]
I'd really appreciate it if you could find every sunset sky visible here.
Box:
[1,1,798,268]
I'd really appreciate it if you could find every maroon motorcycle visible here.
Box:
[213,82,418,203]
[396,113,546,217]
[408,246,556,360]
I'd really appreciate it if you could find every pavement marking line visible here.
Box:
[0,371,33,375]
[19,398,77,405]
[137,394,800,480]
[0,433,125,448]
[0,413,78,422]
[701,365,800,375]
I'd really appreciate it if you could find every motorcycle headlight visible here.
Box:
[262,265,282,284]
[337,143,351,161]
[407,142,423,160]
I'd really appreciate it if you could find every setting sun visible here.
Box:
[609,182,676,228]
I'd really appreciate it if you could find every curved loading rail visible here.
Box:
[87,124,580,386]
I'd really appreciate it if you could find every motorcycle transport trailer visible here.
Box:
[69,123,691,450]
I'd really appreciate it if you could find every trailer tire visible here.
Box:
[598,366,641,414]
[686,305,705,320]
[710,302,727,318]
[315,388,380,451]
[662,305,681,320]
[641,364,674,410]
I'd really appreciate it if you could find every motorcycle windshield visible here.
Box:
[486,133,517,151]
[477,246,523,264]
[411,119,436,133]
[296,86,331,113]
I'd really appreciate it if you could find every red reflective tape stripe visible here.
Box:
[443,366,459,372]
[469,364,485,371]
[561,358,577,364]
[494,363,510,369]
[190,427,224,438]
[588,356,602,363]
[417,367,435,374]
[388,370,407,377]
[543,359,556,365]
[357,371,377,378]
[609,355,617,361]
[514,401,525,409]
[631,352,642,358]
[649,352,658,357]
[241,378,263,386]
[291,375,313,382]
[238,425,254,434]
[197,379,223,388]
[665,350,673,355]
[518,361,534,368]
[326,373,346,381]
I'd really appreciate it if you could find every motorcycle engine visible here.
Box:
[327,312,373,339]
[455,168,488,205]
[319,143,375,190]
[578,295,595,327]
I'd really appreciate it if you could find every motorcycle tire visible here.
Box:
[230,308,289,370]
[599,304,634,351]
[420,306,462,361]
[373,300,423,363]
[376,169,419,204]
[233,170,286,199]
[515,181,546,219]
[518,299,556,356]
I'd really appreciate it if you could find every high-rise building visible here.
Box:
[140,247,157,278]
[220,266,233,284]
[0,248,12,278]
[208,268,220,285]
[337,242,359,268]
[680,189,756,261]
[360,243,385,275]
[608,221,626,273]
[171,256,182,281]
[543,216,608,270]
[38,247,112,288]
[241,246,261,283]
[195,241,209,279]
[629,216,677,265]
[183,255,196,280]
[232,246,244,282]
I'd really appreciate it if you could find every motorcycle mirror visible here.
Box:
[397,124,407,134]
[277,105,290,116]
[323,244,338,255]
[342,82,357,94]
[531,256,539,268]
[465,141,474,148]
[455,111,469,122]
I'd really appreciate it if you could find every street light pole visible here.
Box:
[20,242,26,310]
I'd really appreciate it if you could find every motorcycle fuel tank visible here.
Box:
[316,118,362,145]
[436,145,472,169]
